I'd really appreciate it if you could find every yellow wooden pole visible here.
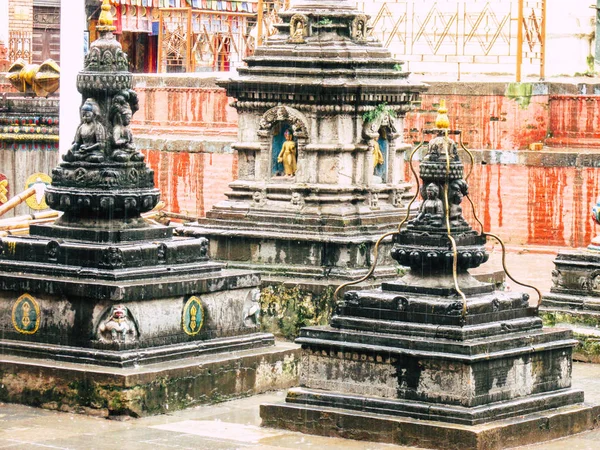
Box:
[516,0,524,82]
[540,0,546,80]
[257,0,264,47]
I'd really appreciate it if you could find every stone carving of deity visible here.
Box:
[412,183,443,227]
[277,130,297,176]
[289,14,308,43]
[110,92,145,162]
[63,99,106,163]
[373,140,384,170]
[449,179,469,227]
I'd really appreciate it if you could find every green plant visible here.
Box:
[317,18,333,26]
[393,63,403,71]
[362,102,397,123]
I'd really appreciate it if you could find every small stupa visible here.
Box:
[0,0,296,417]
[261,103,598,449]
[181,0,427,288]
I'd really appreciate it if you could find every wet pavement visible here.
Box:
[2,245,599,449]
[1,361,600,449]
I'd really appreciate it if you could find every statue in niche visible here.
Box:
[411,183,443,227]
[373,140,384,171]
[277,129,297,177]
[289,14,308,43]
[449,179,469,227]
[110,91,145,162]
[97,304,137,344]
[63,99,106,163]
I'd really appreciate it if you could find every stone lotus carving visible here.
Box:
[97,304,138,344]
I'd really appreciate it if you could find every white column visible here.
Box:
[59,0,86,156]
[0,0,9,47]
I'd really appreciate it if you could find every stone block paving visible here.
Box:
[1,245,599,449]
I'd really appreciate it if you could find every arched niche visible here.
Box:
[257,106,310,180]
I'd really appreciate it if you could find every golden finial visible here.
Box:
[97,0,116,32]
[435,99,450,130]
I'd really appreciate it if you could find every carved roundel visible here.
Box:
[258,106,309,139]
[12,293,41,335]
[182,296,205,336]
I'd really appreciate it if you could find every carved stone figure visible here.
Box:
[97,304,137,344]
[277,130,297,176]
[243,289,261,327]
[412,183,443,227]
[63,99,106,163]
[449,179,469,227]
[110,91,145,162]
[351,15,368,43]
[289,14,308,43]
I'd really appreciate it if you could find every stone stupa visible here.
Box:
[181,0,427,289]
[261,104,599,449]
[0,0,296,417]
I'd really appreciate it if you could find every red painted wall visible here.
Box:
[132,76,600,249]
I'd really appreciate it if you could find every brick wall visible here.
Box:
[133,75,600,249]
[9,0,33,36]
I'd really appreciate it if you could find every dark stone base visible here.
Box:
[0,341,300,418]
[261,400,600,450]
[0,332,275,368]
[282,386,584,425]
[542,248,600,362]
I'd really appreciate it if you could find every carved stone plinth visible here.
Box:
[260,55,595,447]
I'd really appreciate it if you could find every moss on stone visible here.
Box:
[260,284,335,340]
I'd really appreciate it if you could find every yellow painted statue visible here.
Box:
[373,140,384,169]
[278,130,297,176]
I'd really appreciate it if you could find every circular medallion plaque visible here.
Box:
[182,296,204,336]
[12,293,41,335]
[24,172,51,210]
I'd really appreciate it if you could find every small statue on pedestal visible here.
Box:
[412,182,443,227]
[63,99,106,163]
[277,130,297,176]
[110,91,145,162]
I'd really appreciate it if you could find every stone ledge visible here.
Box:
[260,401,600,450]
[0,341,300,417]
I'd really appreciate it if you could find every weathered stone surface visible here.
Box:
[0,342,300,417]
[261,401,600,450]
[0,2,287,416]
[180,0,426,285]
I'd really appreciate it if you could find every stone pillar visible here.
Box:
[58,0,85,156]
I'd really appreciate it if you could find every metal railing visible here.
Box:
[158,1,284,73]
[157,1,545,79]
[8,31,33,64]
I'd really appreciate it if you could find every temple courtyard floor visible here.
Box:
[2,245,600,449]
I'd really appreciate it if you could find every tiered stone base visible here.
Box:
[542,249,600,363]
[1,341,300,417]
[261,275,595,447]
[261,401,600,450]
